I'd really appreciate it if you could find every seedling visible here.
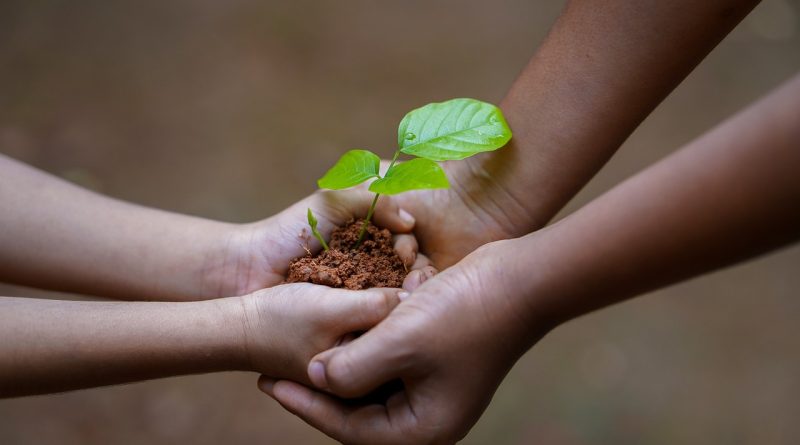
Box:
[307,208,329,251]
[313,98,512,247]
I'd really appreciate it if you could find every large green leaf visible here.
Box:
[398,98,512,161]
[368,158,449,195]
[317,149,381,190]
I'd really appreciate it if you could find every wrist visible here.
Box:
[196,221,273,299]
[202,296,253,372]
[450,154,543,239]
[475,238,561,348]
[131,212,241,301]
[507,227,600,332]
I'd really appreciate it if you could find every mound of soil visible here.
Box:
[286,219,407,290]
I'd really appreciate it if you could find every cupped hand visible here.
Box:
[202,189,432,298]
[258,239,552,444]
[237,283,406,385]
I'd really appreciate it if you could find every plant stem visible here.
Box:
[355,193,380,247]
[354,150,402,247]
[315,231,330,252]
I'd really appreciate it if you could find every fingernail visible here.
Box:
[399,208,415,226]
[398,291,410,301]
[308,361,329,389]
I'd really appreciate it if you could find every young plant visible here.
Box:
[307,207,329,251]
[314,98,512,247]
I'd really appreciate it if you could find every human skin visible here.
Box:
[259,73,800,445]
[392,0,760,271]
[0,283,405,398]
[0,154,422,300]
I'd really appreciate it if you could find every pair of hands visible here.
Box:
[258,240,543,445]
[215,160,537,444]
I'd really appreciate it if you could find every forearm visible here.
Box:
[515,73,800,327]
[462,0,759,233]
[0,296,247,397]
[0,154,237,300]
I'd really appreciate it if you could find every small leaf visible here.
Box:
[307,208,329,251]
[369,159,449,195]
[398,98,512,161]
[318,149,381,190]
[307,207,318,230]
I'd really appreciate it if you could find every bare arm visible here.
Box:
[492,0,762,228]
[0,155,234,300]
[0,296,243,397]
[405,0,761,267]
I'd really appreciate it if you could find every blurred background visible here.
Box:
[1,0,799,443]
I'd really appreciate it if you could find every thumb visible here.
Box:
[328,287,404,332]
[308,323,409,399]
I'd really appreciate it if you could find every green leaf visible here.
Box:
[398,98,512,161]
[368,158,449,195]
[307,207,319,231]
[318,149,381,190]
[307,208,329,251]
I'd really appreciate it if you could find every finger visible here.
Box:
[269,380,410,445]
[257,375,277,396]
[402,265,438,291]
[328,287,402,332]
[371,195,415,234]
[335,332,359,347]
[393,234,418,268]
[265,380,352,441]
[308,324,408,398]
[402,270,424,291]
[411,253,433,270]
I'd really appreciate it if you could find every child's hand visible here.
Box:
[237,283,404,384]
[203,189,433,298]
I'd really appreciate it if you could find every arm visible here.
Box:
[259,73,800,445]
[0,155,417,300]
[399,0,760,268]
[513,75,800,326]
[0,154,233,300]
[0,284,402,398]
[0,296,243,397]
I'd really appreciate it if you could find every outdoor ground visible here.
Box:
[0,1,799,443]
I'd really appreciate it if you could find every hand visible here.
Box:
[258,239,551,444]
[202,189,429,298]
[388,157,535,270]
[237,283,406,385]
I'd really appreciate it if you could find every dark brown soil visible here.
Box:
[286,219,407,290]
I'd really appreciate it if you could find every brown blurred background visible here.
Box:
[1,1,799,443]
